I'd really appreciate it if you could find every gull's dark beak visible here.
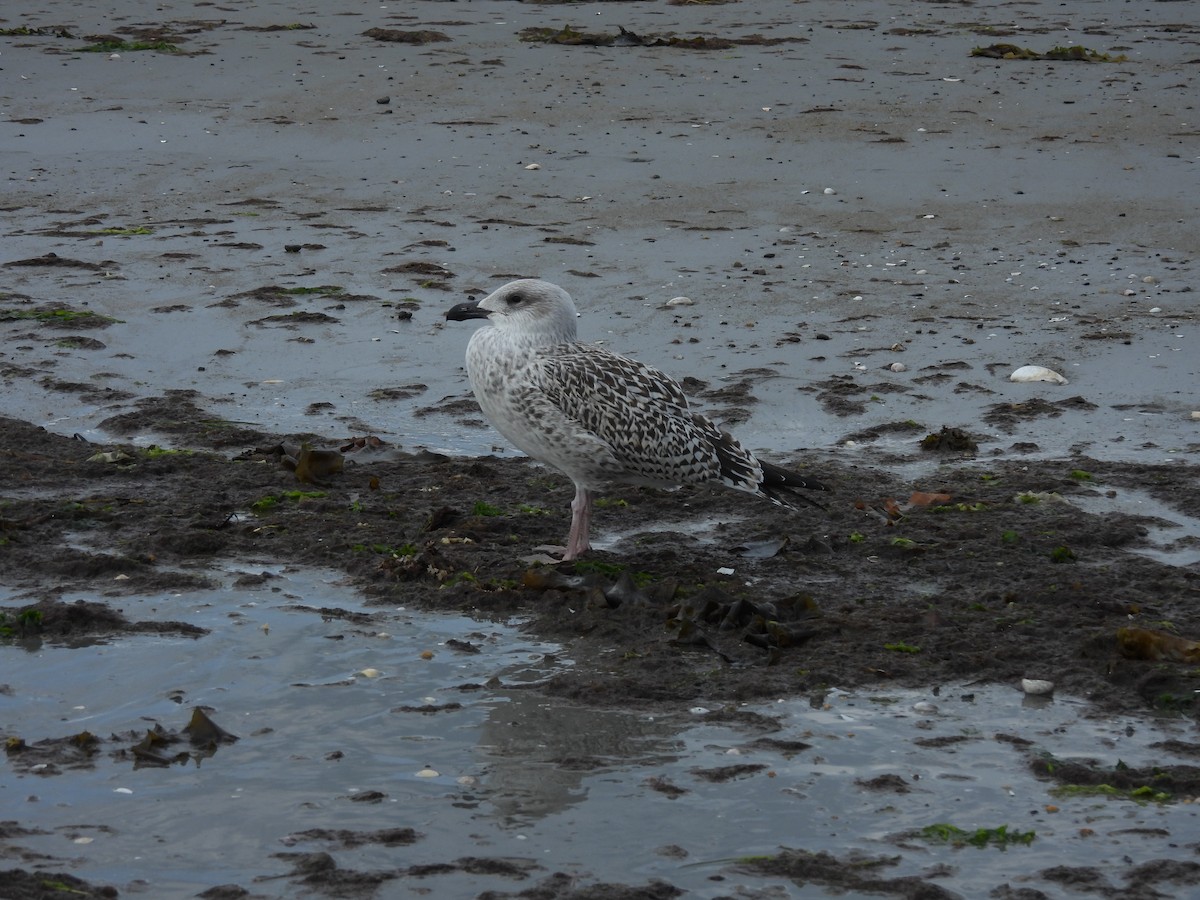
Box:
[445,301,490,322]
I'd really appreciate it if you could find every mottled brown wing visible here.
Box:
[535,343,729,486]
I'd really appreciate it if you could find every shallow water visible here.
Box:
[4,3,1200,896]
[3,0,1197,463]
[3,566,1198,898]
[1071,486,1200,568]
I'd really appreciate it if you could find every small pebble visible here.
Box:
[823,187,836,195]
[1021,678,1055,696]
[665,296,694,307]
[888,362,907,373]
[358,668,381,678]
[524,163,541,170]
[416,767,439,778]
[1010,365,1067,385]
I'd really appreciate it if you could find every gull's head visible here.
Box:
[445,279,578,344]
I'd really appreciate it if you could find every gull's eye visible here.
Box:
[505,292,525,307]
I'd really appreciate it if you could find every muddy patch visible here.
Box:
[4,0,1200,894]
[3,414,1199,718]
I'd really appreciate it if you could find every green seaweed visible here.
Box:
[251,490,326,512]
[141,446,193,458]
[279,285,344,295]
[79,39,180,53]
[0,308,121,325]
[0,26,75,37]
[0,608,43,638]
[518,24,801,50]
[1049,783,1171,803]
[88,226,154,236]
[971,42,1127,62]
[1049,545,1076,563]
[921,823,1035,849]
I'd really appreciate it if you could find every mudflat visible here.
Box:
[2,1,1199,898]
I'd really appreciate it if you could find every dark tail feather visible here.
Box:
[703,418,829,512]
[760,460,829,511]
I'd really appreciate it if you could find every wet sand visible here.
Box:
[2,1,1200,897]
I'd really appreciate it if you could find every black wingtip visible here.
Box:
[760,460,830,511]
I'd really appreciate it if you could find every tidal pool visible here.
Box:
[3,566,1197,898]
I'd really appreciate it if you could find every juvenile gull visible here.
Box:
[445,279,827,561]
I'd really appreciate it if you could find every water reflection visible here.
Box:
[474,690,684,824]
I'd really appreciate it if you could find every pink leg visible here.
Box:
[562,485,593,561]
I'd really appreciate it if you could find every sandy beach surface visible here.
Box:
[2,1,1199,898]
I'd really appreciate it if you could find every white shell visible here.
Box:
[1020,678,1055,696]
[888,362,907,373]
[665,296,694,307]
[1010,365,1067,385]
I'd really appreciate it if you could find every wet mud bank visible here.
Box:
[3,411,1198,719]
[3,410,1200,898]
[4,0,1200,895]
